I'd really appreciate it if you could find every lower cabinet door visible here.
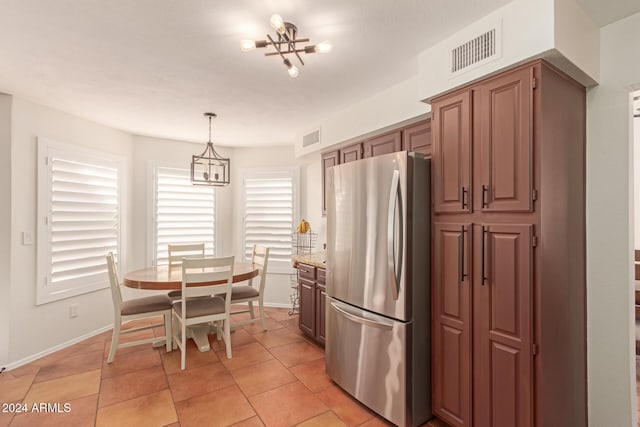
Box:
[299,279,315,336]
[315,285,326,344]
[432,222,472,427]
[473,223,533,427]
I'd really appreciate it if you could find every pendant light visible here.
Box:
[190,113,230,186]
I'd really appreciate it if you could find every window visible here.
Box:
[241,168,299,272]
[152,165,215,265]
[36,138,123,305]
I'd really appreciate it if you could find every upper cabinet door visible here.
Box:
[402,119,432,158]
[478,67,533,212]
[340,143,362,164]
[321,150,339,215]
[432,91,472,213]
[363,131,402,158]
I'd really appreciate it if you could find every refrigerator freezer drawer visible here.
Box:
[326,298,411,426]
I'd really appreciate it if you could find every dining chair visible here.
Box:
[166,243,205,300]
[230,245,270,331]
[172,255,234,370]
[106,252,172,363]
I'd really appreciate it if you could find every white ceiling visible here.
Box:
[0,0,515,147]
[576,0,640,27]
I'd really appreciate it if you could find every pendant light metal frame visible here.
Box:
[191,113,230,186]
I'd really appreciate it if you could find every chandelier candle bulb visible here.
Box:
[270,14,285,34]
[240,40,256,51]
[315,41,332,53]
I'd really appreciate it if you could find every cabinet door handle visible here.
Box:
[481,226,488,285]
[459,225,468,283]
[460,186,468,209]
[482,185,489,208]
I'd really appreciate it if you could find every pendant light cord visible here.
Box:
[208,115,212,143]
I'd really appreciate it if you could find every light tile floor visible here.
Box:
[0,307,449,427]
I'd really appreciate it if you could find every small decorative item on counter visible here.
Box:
[296,219,311,234]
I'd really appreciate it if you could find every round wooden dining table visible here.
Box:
[123,262,259,290]
[122,262,259,352]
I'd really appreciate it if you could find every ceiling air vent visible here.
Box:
[302,129,321,147]
[451,27,500,76]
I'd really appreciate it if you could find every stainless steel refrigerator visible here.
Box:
[326,151,431,427]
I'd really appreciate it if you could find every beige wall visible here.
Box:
[0,94,12,368]
[586,12,640,426]
[9,97,133,363]
[634,95,640,248]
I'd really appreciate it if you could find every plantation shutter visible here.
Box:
[49,157,119,285]
[243,171,294,265]
[37,138,124,305]
[155,166,215,265]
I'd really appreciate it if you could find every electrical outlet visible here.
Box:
[70,304,78,318]
[22,231,33,246]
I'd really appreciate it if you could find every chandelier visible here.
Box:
[190,113,230,186]
[240,14,332,78]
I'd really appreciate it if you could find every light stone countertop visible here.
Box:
[291,252,326,269]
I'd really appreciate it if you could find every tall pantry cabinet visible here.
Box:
[430,60,586,427]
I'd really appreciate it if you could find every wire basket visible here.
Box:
[291,231,318,256]
[288,230,317,315]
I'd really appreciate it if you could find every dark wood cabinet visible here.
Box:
[402,120,432,157]
[431,60,586,427]
[321,150,339,215]
[473,223,533,427]
[340,143,362,163]
[297,263,326,345]
[315,269,326,344]
[432,91,472,214]
[298,278,315,336]
[432,222,472,426]
[478,67,533,212]
[363,131,402,158]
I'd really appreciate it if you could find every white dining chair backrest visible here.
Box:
[168,243,205,266]
[250,245,270,294]
[181,256,234,300]
[106,252,123,311]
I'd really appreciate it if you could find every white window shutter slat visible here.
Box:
[49,156,119,284]
[242,172,294,264]
[155,167,215,265]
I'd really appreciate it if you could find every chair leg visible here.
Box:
[216,321,222,341]
[259,298,267,331]
[224,318,232,359]
[248,301,256,320]
[172,312,178,350]
[107,317,121,364]
[164,312,172,353]
[181,321,186,370]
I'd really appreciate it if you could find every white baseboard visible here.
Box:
[232,301,292,309]
[3,323,114,372]
[263,302,293,309]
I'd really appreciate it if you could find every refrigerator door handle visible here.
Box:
[387,169,402,301]
[330,300,394,330]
